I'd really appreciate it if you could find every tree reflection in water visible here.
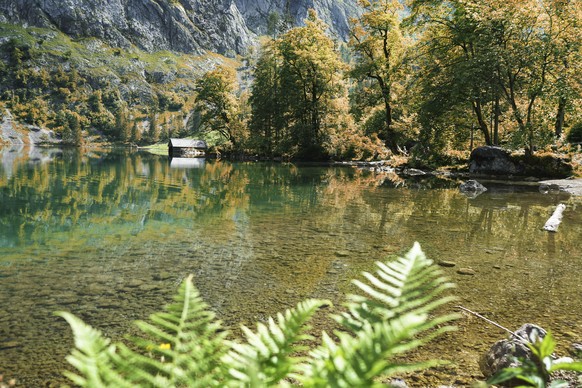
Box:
[0,147,580,386]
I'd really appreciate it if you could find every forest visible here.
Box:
[1,0,581,167]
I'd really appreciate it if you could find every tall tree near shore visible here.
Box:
[407,0,497,148]
[276,9,347,158]
[249,41,286,156]
[349,0,406,150]
[408,0,582,154]
[193,65,246,150]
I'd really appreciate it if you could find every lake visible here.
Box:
[0,147,580,386]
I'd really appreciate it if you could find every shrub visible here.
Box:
[58,243,458,387]
[566,122,582,145]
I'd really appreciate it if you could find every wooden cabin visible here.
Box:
[168,138,207,157]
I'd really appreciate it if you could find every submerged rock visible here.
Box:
[459,180,487,198]
[402,168,426,177]
[539,183,561,195]
[456,268,476,275]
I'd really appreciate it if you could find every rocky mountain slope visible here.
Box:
[0,0,253,56]
[236,0,360,41]
[0,0,360,56]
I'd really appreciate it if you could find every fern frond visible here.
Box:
[121,274,230,387]
[299,313,449,387]
[55,312,132,387]
[297,242,459,385]
[224,298,330,386]
[337,242,457,331]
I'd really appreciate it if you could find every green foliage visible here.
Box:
[487,332,582,388]
[566,122,582,144]
[56,312,129,387]
[194,65,247,151]
[249,10,358,159]
[59,243,457,387]
[225,299,328,386]
[349,0,406,150]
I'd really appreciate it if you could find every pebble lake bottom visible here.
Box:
[0,148,580,386]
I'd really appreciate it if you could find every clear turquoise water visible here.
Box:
[0,147,580,386]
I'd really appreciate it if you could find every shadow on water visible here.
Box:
[0,147,580,386]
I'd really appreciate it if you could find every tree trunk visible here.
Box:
[472,99,492,145]
[555,96,566,138]
[493,93,500,145]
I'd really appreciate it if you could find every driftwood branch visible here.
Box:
[456,306,529,344]
[543,203,566,232]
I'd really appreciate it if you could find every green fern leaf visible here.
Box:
[55,312,133,387]
[298,242,458,386]
[299,313,454,387]
[225,298,330,386]
[120,274,230,387]
[338,242,457,331]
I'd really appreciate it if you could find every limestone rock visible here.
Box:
[469,146,524,176]
[459,180,487,198]
[480,323,547,380]
[0,0,255,56]
[0,0,362,55]
[457,267,476,275]
[235,0,362,42]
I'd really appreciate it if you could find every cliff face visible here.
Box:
[0,0,360,55]
[0,0,254,56]
[235,0,361,41]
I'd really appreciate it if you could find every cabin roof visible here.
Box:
[169,138,207,149]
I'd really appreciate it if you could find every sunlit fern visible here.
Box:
[58,243,457,387]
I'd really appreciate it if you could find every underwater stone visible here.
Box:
[457,268,476,275]
[459,180,487,198]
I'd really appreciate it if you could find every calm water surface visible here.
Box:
[0,147,580,386]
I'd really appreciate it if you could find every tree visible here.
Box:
[406,0,499,149]
[148,110,160,143]
[193,65,246,151]
[130,121,141,143]
[349,0,406,150]
[277,9,347,158]
[87,90,115,135]
[60,109,83,146]
[249,41,286,156]
[115,103,131,143]
[408,0,582,154]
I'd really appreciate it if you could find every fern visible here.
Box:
[337,242,457,331]
[299,316,446,387]
[225,299,330,386]
[58,243,457,387]
[117,274,230,387]
[297,242,458,386]
[56,312,132,387]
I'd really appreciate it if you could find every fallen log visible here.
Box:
[543,203,566,232]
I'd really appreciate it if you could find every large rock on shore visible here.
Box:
[480,324,547,381]
[469,146,524,176]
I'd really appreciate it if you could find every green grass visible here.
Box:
[0,22,234,99]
